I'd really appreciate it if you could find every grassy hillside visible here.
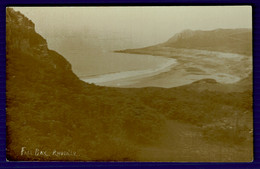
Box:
[117,28,252,56]
[6,8,253,161]
[6,8,165,161]
[165,29,252,56]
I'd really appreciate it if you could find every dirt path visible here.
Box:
[136,120,252,162]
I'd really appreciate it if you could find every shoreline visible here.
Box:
[81,56,177,85]
[80,47,251,88]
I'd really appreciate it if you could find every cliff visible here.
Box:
[116,28,252,56]
[164,28,252,56]
[6,8,81,88]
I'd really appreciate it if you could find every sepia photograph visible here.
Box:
[6,6,252,161]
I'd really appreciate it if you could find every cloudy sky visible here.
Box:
[13,6,252,48]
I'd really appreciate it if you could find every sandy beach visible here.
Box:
[80,48,251,88]
[81,56,177,86]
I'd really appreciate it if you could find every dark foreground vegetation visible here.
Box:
[6,8,252,161]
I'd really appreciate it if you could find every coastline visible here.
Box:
[80,56,177,86]
[81,48,251,88]
[110,47,251,88]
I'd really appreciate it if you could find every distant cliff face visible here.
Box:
[164,28,252,55]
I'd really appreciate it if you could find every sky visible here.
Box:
[13,6,252,48]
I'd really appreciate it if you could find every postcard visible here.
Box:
[6,6,252,161]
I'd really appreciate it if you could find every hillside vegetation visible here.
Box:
[117,28,252,56]
[6,8,252,161]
